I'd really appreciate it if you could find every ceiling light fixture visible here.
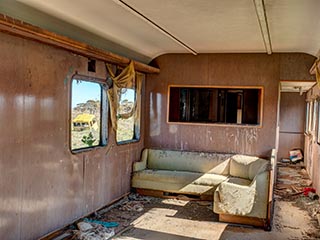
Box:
[253,0,272,54]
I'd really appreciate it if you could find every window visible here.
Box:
[71,77,108,151]
[312,99,318,132]
[168,86,262,126]
[306,101,313,134]
[116,87,140,143]
[317,99,320,144]
[305,101,310,133]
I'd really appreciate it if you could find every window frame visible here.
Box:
[70,74,109,153]
[305,101,310,134]
[116,86,141,145]
[317,99,320,144]
[312,99,318,133]
[306,100,314,134]
[167,85,264,128]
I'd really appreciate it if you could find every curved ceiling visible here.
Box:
[2,0,320,63]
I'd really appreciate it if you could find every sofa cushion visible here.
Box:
[192,173,228,186]
[132,169,201,184]
[230,155,262,180]
[214,177,256,216]
[248,158,269,180]
[147,149,231,174]
[133,169,226,185]
[132,170,226,195]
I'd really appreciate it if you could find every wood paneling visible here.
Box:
[280,54,316,81]
[305,85,320,194]
[0,32,144,239]
[278,133,305,159]
[147,54,273,156]
[278,92,306,159]
[279,92,306,133]
[146,53,314,157]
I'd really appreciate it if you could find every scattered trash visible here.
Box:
[120,201,144,212]
[83,218,119,228]
[74,223,115,240]
[289,149,303,163]
[303,187,316,196]
[281,158,291,163]
[77,222,94,232]
[307,192,319,201]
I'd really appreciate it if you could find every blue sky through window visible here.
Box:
[72,80,101,108]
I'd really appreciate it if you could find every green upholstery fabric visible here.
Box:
[133,169,202,183]
[214,171,270,218]
[146,149,232,174]
[133,149,148,172]
[132,170,227,195]
[214,177,255,215]
[132,148,271,220]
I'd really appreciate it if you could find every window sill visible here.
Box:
[116,138,140,146]
[167,121,262,128]
[70,143,107,154]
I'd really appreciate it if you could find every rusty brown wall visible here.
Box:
[145,53,315,157]
[278,92,306,159]
[0,32,144,240]
[305,86,320,194]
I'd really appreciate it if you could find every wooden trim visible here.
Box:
[280,80,316,83]
[0,14,160,74]
[166,84,264,128]
[219,214,266,228]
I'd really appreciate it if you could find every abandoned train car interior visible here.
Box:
[1,0,320,239]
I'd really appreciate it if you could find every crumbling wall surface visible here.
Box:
[305,85,320,194]
[145,53,315,157]
[0,32,144,240]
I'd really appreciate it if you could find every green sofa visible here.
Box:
[132,149,271,227]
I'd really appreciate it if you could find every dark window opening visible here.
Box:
[168,86,262,125]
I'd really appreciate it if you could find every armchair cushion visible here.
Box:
[214,177,255,215]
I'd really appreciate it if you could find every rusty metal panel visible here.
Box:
[0,33,24,240]
[0,32,144,239]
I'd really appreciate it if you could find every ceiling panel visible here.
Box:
[266,0,320,56]
[2,0,320,62]
[17,0,189,59]
[123,0,266,53]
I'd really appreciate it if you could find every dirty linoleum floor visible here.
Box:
[45,163,320,240]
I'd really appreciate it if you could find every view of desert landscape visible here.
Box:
[71,80,136,150]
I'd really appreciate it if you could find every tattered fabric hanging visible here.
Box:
[316,59,320,88]
[106,61,139,131]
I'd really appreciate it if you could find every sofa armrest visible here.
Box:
[214,177,257,215]
[214,169,270,218]
[133,149,148,172]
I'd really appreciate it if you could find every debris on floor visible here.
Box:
[275,162,320,237]
[274,162,312,200]
[43,163,320,240]
[74,221,115,240]
[289,149,303,163]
